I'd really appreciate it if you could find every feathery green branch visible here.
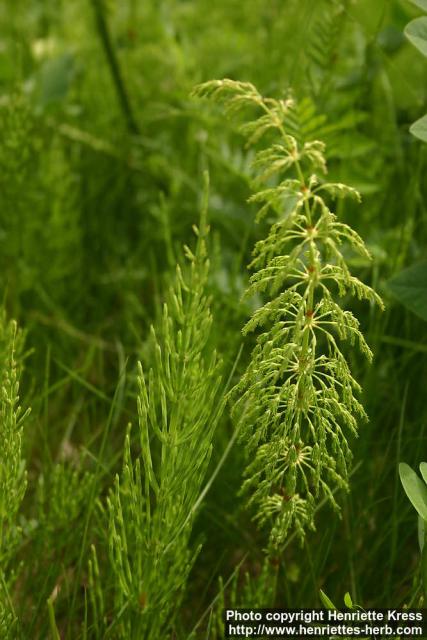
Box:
[194,79,384,550]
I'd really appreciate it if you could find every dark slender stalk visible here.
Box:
[90,0,140,135]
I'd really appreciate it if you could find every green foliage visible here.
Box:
[195,79,383,549]
[399,462,427,600]
[405,17,427,57]
[0,0,425,636]
[34,53,76,108]
[0,577,19,640]
[35,463,94,549]
[319,589,355,609]
[90,181,224,638]
[388,261,427,322]
[410,114,427,142]
[319,589,336,609]
[0,312,30,638]
[404,3,427,142]
[209,560,278,640]
[409,0,427,10]
[0,94,82,315]
[399,462,427,522]
[306,1,349,100]
[0,314,29,558]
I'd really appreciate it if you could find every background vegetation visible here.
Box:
[0,0,427,637]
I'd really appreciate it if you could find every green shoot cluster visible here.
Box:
[90,176,224,639]
[0,312,30,638]
[194,80,384,549]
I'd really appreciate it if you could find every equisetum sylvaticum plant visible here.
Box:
[194,80,384,550]
[89,174,224,639]
[0,312,30,638]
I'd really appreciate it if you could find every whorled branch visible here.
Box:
[194,79,384,549]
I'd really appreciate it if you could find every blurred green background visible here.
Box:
[1,0,427,636]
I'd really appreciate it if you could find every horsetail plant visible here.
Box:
[91,175,224,638]
[194,80,384,550]
[0,312,30,638]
